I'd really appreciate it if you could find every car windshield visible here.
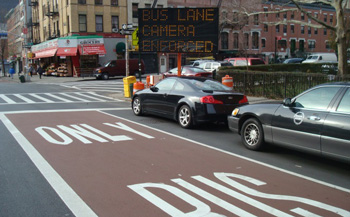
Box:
[189,67,206,73]
[104,61,112,67]
[235,60,248,66]
[187,79,231,91]
[307,56,318,60]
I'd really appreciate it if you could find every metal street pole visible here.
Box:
[125,35,129,77]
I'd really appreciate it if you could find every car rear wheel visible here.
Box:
[178,105,193,129]
[102,73,109,80]
[241,118,264,150]
[132,97,142,116]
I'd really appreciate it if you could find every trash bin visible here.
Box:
[123,76,136,98]
[19,75,25,83]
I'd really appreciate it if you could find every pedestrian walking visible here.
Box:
[37,65,44,79]
[9,67,15,79]
[28,64,34,77]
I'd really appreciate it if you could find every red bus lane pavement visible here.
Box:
[1,110,350,217]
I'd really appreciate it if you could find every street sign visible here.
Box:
[122,24,134,30]
[132,28,139,46]
[119,29,133,35]
[138,8,219,53]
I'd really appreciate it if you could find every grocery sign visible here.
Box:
[138,8,218,53]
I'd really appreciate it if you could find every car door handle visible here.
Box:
[308,115,321,121]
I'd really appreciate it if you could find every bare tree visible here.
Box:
[222,0,349,75]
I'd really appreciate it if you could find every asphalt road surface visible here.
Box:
[0,79,349,217]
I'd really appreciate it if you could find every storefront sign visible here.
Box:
[32,39,58,53]
[138,8,219,53]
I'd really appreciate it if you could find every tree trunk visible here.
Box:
[335,0,348,76]
[337,37,348,76]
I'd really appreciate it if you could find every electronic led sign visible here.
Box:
[138,8,219,53]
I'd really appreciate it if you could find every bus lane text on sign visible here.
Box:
[138,8,218,53]
[3,110,350,217]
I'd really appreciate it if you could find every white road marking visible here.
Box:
[0,94,16,104]
[13,94,36,103]
[30,93,55,103]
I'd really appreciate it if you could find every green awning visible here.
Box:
[116,42,126,53]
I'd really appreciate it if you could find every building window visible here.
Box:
[244,33,249,49]
[233,33,239,49]
[308,26,311,35]
[314,13,318,19]
[324,28,327,35]
[112,16,119,30]
[221,32,228,49]
[308,40,316,49]
[314,28,318,35]
[276,25,280,33]
[243,14,249,25]
[111,0,118,6]
[145,3,151,8]
[326,41,331,49]
[301,25,305,34]
[283,12,287,19]
[264,24,268,32]
[301,13,304,20]
[283,25,287,34]
[278,39,287,49]
[67,16,70,33]
[291,12,294,19]
[323,14,327,22]
[330,14,333,23]
[299,40,305,52]
[262,38,266,48]
[132,3,138,19]
[233,12,238,22]
[264,7,268,17]
[254,14,259,25]
[252,32,259,49]
[276,12,280,18]
[222,11,228,20]
[79,15,87,32]
[96,15,103,32]
[78,0,86,4]
[291,25,294,34]
[95,0,102,5]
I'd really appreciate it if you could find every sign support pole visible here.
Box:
[177,53,181,77]
[126,35,129,77]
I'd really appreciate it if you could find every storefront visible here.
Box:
[31,35,107,77]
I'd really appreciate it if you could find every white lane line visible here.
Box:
[13,94,35,103]
[29,93,55,103]
[75,92,106,102]
[0,94,16,104]
[45,93,73,102]
[0,113,98,217]
[59,93,89,102]
[88,92,123,101]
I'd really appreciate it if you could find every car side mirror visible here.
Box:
[150,86,159,92]
[283,98,292,106]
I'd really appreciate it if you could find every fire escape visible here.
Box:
[45,1,59,40]
[28,0,40,45]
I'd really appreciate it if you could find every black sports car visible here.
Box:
[228,82,350,162]
[132,77,248,128]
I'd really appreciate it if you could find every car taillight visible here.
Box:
[200,96,223,104]
[194,73,201,77]
[239,95,248,104]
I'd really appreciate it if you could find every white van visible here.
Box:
[302,53,337,63]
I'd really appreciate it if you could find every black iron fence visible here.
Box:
[217,71,350,99]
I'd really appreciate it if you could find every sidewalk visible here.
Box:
[0,74,279,104]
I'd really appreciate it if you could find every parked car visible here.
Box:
[228,82,350,162]
[189,59,214,67]
[302,53,337,63]
[224,57,266,66]
[94,59,145,80]
[198,61,233,73]
[162,66,212,78]
[132,77,248,128]
[283,58,304,64]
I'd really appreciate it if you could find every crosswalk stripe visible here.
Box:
[45,93,73,102]
[0,94,16,104]
[29,93,55,103]
[59,93,90,102]
[13,94,35,103]
[75,92,106,102]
